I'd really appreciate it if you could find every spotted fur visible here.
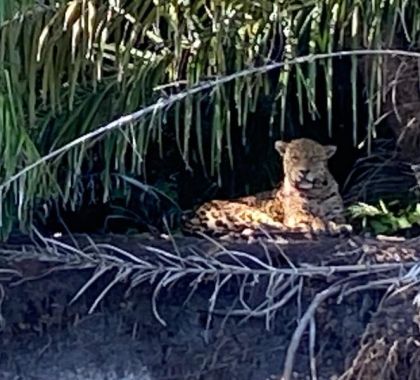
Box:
[183,138,352,238]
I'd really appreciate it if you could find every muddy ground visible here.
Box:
[0,233,419,379]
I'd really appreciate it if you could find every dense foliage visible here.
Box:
[0,0,419,238]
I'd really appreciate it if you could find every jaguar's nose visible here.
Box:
[299,169,310,176]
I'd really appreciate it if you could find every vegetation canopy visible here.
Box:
[1,0,420,238]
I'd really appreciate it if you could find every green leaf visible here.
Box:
[369,220,390,235]
[396,216,412,229]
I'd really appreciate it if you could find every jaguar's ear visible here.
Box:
[275,140,288,156]
[324,145,337,158]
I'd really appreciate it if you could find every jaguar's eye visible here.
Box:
[291,155,299,162]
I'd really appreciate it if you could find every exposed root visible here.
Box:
[339,287,420,380]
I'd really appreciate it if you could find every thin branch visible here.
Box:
[282,285,341,380]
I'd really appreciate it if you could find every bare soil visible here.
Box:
[0,233,419,380]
